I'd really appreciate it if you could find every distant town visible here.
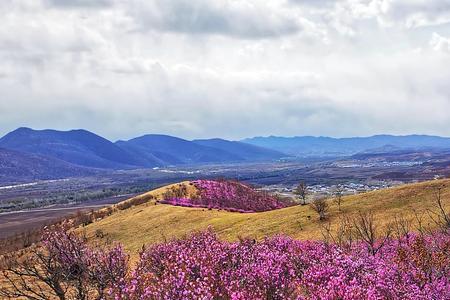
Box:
[260,180,404,201]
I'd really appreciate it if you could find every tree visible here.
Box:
[0,225,129,300]
[352,211,391,255]
[391,214,412,241]
[333,185,344,212]
[427,185,450,231]
[320,214,354,251]
[310,198,329,221]
[294,182,308,205]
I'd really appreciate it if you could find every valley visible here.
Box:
[0,194,132,239]
[1,146,449,240]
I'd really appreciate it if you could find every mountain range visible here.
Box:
[117,135,244,166]
[0,128,287,180]
[0,128,140,169]
[0,147,99,184]
[1,127,450,182]
[242,135,450,157]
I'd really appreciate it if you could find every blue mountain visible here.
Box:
[242,135,450,157]
[0,127,141,169]
[192,138,286,161]
[0,147,98,183]
[116,134,245,165]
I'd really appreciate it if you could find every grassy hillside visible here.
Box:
[83,179,450,256]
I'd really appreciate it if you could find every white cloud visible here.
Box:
[44,0,113,9]
[363,0,450,28]
[430,32,450,52]
[124,0,302,38]
[0,0,450,140]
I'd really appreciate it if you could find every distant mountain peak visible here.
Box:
[242,134,450,157]
[2,128,449,172]
[0,127,141,169]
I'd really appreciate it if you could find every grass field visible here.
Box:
[83,179,450,256]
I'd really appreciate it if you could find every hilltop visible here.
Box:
[83,178,450,255]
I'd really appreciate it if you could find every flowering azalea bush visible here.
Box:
[0,226,129,300]
[160,180,294,212]
[116,229,450,300]
[2,226,449,299]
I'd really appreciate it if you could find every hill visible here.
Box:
[159,180,294,212]
[192,138,286,161]
[116,134,244,165]
[0,127,141,169]
[83,178,450,255]
[0,147,98,184]
[242,134,450,157]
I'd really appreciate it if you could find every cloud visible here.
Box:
[124,0,302,38]
[45,0,113,9]
[367,0,450,28]
[1,0,450,140]
[430,32,450,52]
[289,0,340,8]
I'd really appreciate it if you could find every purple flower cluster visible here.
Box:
[161,180,294,212]
[9,225,448,299]
[116,229,450,300]
[42,226,129,297]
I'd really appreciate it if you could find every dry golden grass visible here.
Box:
[82,179,450,257]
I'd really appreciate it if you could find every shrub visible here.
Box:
[160,180,295,212]
[117,229,450,299]
[2,227,449,299]
[95,229,105,238]
[162,184,189,200]
[116,194,154,211]
[76,210,94,226]
[309,198,329,221]
[0,225,129,300]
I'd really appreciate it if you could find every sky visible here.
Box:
[1,0,450,141]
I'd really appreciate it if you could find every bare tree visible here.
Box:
[1,246,74,300]
[294,182,308,205]
[426,185,450,231]
[391,214,412,241]
[310,198,329,221]
[333,185,344,212]
[320,221,333,247]
[0,226,128,300]
[352,211,392,255]
[321,214,354,251]
[412,209,430,236]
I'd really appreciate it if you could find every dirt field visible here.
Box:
[0,194,135,239]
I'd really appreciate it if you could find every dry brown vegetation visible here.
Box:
[79,179,450,257]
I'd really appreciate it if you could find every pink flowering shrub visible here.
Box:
[116,229,450,300]
[0,226,129,300]
[42,226,130,298]
[2,226,449,299]
[160,180,295,212]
